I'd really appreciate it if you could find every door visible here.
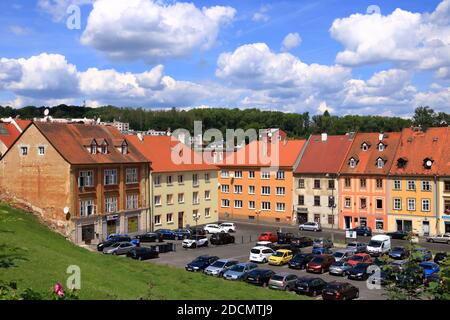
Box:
[396,220,403,231]
[422,221,430,236]
[127,217,138,234]
[297,212,307,224]
[445,222,450,234]
[107,220,117,235]
[404,220,413,232]
[178,212,184,229]
[81,224,95,243]
[344,216,352,229]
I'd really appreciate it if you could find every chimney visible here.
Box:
[379,133,384,141]
[137,133,144,142]
[321,133,328,142]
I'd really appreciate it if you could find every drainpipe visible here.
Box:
[150,170,154,232]
[387,176,391,233]
[434,175,439,236]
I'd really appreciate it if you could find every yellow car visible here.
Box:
[268,249,293,266]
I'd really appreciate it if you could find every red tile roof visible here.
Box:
[127,135,217,173]
[295,134,354,174]
[437,127,450,176]
[340,132,401,175]
[390,127,448,176]
[33,122,149,165]
[0,119,31,149]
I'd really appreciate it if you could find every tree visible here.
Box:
[424,257,450,300]
[412,106,436,130]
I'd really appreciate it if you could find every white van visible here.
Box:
[366,235,391,256]
[249,246,275,263]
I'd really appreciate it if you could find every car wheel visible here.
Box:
[364,233,368,237]
[355,291,359,299]
[192,243,197,248]
[300,227,304,231]
[263,258,268,263]
[430,239,434,243]
[205,241,209,247]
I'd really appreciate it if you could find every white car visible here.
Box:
[182,235,209,248]
[204,224,225,234]
[219,222,236,233]
[299,222,322,232]
[249,246,275,263]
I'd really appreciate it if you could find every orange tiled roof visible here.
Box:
[127,135,217,173]
[390,127,448,176]
[340,132,401,175]
[437,127,450,176]
[0,120,31,149]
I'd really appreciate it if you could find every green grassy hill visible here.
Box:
[0,202,308,300]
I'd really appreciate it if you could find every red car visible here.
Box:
[306,255,335,274]
[347,253,373,267]
[258,232,278,242]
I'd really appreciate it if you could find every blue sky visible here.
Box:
[0,0,448,116]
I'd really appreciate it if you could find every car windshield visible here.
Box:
[347,243,357,247]
[292,254,306,261]
[110,243,121,248]
[333,261,345,266]
[334,252,344,258]
[230,265,245,272]
[420,264,434,270]
[211,261,226,268]
[251,249,261,254]
[311,257,324,263]
[353,264,367,271]
[351,255,364,261]
[193,257,209,263]
[368,240,382,247]
[274,252,285,257]
[393,247,404,251]
[271,275,285,281]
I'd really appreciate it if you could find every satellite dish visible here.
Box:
[44,109,50,116]
[63,207,70,214]
[426,160,432,167]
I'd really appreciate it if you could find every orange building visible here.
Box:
[339,132,401,232]
[217,138,305,224]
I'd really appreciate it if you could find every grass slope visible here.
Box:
[0,203,308,300]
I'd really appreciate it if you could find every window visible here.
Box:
[38,146,45,155]
[204,173,210,182]
[234,171,243,178]
[261,171,270,179]
[249,171,255,178]
[298,195,305,206]
[261,202,271,210]
[221,170,229,178]
[204,190,211,200]
[126,194,139,210]
[360,217,367,227]
[360,198,367,209]
[192,192,199,205]
[248,185,255,194]
[20,146,28,156]
[154,195,161,206]
[328,215,334,226]
[276,187,285,195]
[422,181,431,192]
[105,197,118,213]
[104,169,118,185]
[445,181,450,192]
[192,174,199,186]
[234,185,243,194]
[78,170,94,187]
[377,158,384,168]
[221,199,230,207]
[361,143,369,151]
[90,143,97,154]
[407,180,416,191]
[378,143,385,151]
[276,171,285,180]
[249,201,256,209]
[328,196,335,208]
[121,143,128,155]
[349,158,357,168]
[407,198,416,211]
[345,178,351,188]
[376,219,384,230]
[376,179,383,189]
[221,185,230,193]
[166,194,173,205]
[166,213,173,224]
[393,198,402,210]
[261,186,271,195]
[154,175,161,186]
[298,179,305,189]
[166,175,173,185]
[276,203,285,212]
[394,180,401,190]
[178,175,184,184]
[178,193,184,203]
[234,200,243,208]
[80,199,94,217]
[126,168,138,184]
[376,199,383,210]
[154,215,161,226]
[101,142,108,154]
[422,199,431,212]
[360,178,367,189]
[314,180,321,189]
[205,208,211,218]
[345,197,351,208]
[328,180,335,189]
[314,196,321,207]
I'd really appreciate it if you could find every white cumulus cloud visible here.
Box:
[281,33,302,52]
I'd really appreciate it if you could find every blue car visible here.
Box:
[185,255,219,272]
[222,263,258,280]
[155,229,180,240]
[352,227,372,237]
[312,247,333,255]
[419,262,440,278]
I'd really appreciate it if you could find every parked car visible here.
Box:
[333,249,353,262]
[347,263,375,280]
[346,242,367,254]
[204,259,238,276]
[249,246,275,263]
[290,236,313,248]
[185,255,219,272]
[106,234,129,241]
[268,249,293,266]
[103,242,135,255]
[312,247,333,255]
[347,253,373,267]
[424,273,441,287]
[288,253,316,270]
[258,232,278,242]
[97,236,131,251]
[294,277,328,296]
[412,248,433,262]
[189,227,207,236]
[426,233,450,244]
[204,224,226,234]
[277,232,295,244]
[329,261,353,276]
[268,273,298,291]
[299,222,322,232]
[275,244,302,255]
[173,229,191,239]
[182,235,209,248]
[386,230,409,240]
[434,252,448,264]
[210,232,235,245]
[419,262,440,278]
[389,247,410,260]
[222,262,258,281]
[313,238,333,248]
[219,222,236,233]
[245,269,275,287]
[322,282,359,300]
[370,270,393,287]
[367,235,391,256]
[352,226,372,237]
[155,229,179,240]
[306,255,335,274]
[134,232,159,243]
[126,247,159,260]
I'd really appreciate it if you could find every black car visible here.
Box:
[174,229,191,239]
[185,255,219,272]
[277,232,295,244]
[386,231,409,240]
[434,252,448,264]
[288,253,316,270]
[245,269,275,287]
[389,246,410,260]
[322,282,359,300]
[97,236,131,251]
[189,227,207,236]
[294,277,328,296]
[210,232,235,245]
[347,263,374,280]
[134,232,160,243]
[424,273,441,287]
[126,247,159,260]
[291,236,313,248]
[276,244,301,255]
[353,226,372,237]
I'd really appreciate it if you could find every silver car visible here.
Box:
[333,249,353,262]
[329,261,352,276]
[426,234,450,244]
[103,242,135,255]
[204,259,238,276]
[268,273,298,291]
[346,242,367,253]
[299,222,322,232]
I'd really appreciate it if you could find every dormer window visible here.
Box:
[349,158,357,168]
[90,142,97,154]
[397,157,408,168]
[376,158,385,168]
[378,143,385,151]
[121,141,128,155]
[100,140,109,154]
[361,142,370,151]
[423,158,433,170]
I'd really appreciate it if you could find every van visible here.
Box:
[366,235,391,256]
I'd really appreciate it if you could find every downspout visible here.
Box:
[434,175,439,236]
